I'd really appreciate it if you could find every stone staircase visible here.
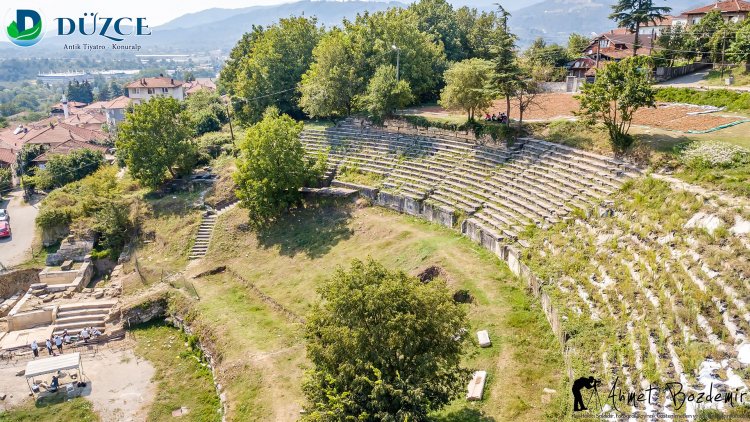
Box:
[53,300,117,336]
[188,200,239,260]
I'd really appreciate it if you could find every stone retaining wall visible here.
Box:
[0,268,39,299]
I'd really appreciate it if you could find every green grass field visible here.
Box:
[184,203,567,421]
[0,398,99,422]
[131,322,221,422]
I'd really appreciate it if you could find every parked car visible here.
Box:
[0,209,8,222]
[0,221,10,238]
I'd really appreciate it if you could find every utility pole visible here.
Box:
[392,44,401,82]
[596,41,601,69]
[226,98,235,142]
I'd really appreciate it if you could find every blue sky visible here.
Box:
[5,0,519,27]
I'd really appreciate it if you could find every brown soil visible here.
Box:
[456,92,745,132]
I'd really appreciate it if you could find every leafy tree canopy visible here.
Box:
[66,80,94,104]
[439,58,494,120]
[233,107,315,225]
[40,149,105,190]
[223,17,322,124]
[299,28,364,119]
[567,33,591,57]
[576,56,656,154]
[116,96,196,188]
[303,258,469,421]
[346,8,446,102]
[361,65,414,121]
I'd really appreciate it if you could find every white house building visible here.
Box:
[125,76,185,104]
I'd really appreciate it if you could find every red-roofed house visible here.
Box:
[0,146,16,169]
[126,76,185,104]
[582,31,658,61]
[184,78,217,96]
[102,95,133,126]
[31,140,109,167]
[682,0,750,25]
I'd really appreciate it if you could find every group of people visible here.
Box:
[29,327,102,359]
[484,112,508,124]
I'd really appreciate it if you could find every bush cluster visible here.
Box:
[655,87,750,112]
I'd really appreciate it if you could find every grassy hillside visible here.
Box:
[183,203,568,421]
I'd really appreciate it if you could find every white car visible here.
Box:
[0,209,7,222]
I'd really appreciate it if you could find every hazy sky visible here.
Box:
[5,0,402,27]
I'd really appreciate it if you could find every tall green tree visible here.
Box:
[94,200,132,259]
[116,97,196,188]
[346,8,446,102]
[223,18,322,124]
[728,23,750,68]
[218,28,265,95]
[609,0,671,56]
[655,25,692,67]
[299,29,364,119]
[487,5,520,123]
[567,33,591,57]
[96,83,111,101]
[439,58,494,120]
[109,80,123,97]
[15,144,45,176]
[303,259,469,421]
[576,56,656,154]
[40,149,105,189]
[67,80,94,104]
[691,10,725,60]
[465,9,508,61]
[408,0,464,61]
[361,65,414,121]
[233,108,312,225]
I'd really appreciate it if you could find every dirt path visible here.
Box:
[0,345,155,421]
[0,190,40,270]
[82,346,156,422]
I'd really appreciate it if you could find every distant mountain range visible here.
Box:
[0,0,708,55]
[510,0,702,47]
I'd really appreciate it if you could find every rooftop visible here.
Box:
[125,77,184,89]
[683,0,750,14]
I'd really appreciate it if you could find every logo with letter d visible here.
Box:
[6,9,44,46]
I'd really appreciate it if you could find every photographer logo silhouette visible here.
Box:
[572,376,602,412]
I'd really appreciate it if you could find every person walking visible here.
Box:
[54,335,63,354]
[30,339,39,359]
[45,338,54,355]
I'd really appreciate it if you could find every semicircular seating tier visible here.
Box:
[299,118,640,252]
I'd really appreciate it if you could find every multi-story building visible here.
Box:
[125,76,185,104]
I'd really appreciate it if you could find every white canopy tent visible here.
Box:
[25,352,83,395]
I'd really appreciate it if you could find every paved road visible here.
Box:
[657,69,750,92]
[0,189,40,270]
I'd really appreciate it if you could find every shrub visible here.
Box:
[44,149,105,188]
[655,87,750,111]
[196,132,233,158]
[400,115,519,142]
[0,167,11,193]
[680,141,750,169]
[193,110,222,135]
[36,207,71,229]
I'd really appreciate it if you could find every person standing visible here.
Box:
[54,335,63,354]
[45,338,54,355]
[30,339,39,359]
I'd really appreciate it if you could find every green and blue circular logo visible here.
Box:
[5,9,44,47]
